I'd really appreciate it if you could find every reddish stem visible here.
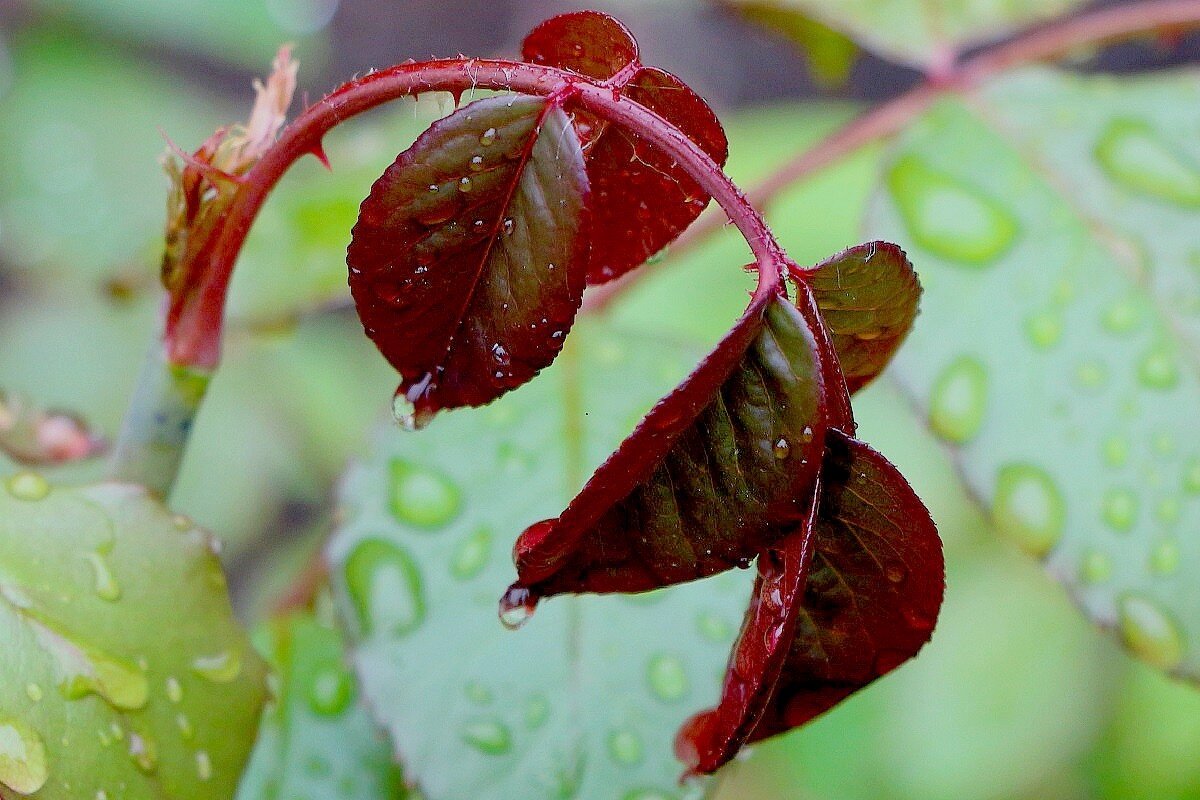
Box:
[166,60,785,370]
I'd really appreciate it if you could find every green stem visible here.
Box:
[107,341,210,496]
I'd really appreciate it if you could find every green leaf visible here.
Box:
[237,613,405,800]
[0,477,267,798]
[328,322,755,800]
[732,2,858,88]
[723,0,1090,69]
[869,67,1200,680]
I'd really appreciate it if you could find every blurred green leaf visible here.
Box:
[328,322,755,800]
[0,477,267,798]
[870,67,1200,681]
[731,2,858,87]
[237,612,405,800]
[722,0,1090,69]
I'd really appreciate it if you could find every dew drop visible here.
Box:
[887,154,1018,265]
[930,355,988,443]
[307,663,354,716]
[647,654,688,702]
[165,677,183,704]
[772,437,790,460]
[415,205,455,227]
[502,217,515,236]
[1139,347,1179,390]
[345,538,425,637]
[191,649,242,684]
[83,552,121,602]
[195,750,212,781]
[458,176,473,193]
[1102,298,1142,335]
[1150,538,1181,576]
[608,729,643,765]
[389,458,462,529]
[0,719,48,794]
[461,719,511,755]
[992,463,1066,558]
[1102,435,1129,468]
[697,613,731,642]
[59,648,149,710]
[128,732,158,774]
[1025,309,1063,350]
[450,527,492,580]
[391,387,434,432]
[798,425,815,444]
[6,472,49,501]
[479,127,497,146]
[1095,118,1200,206]
[176,713,193,741]
[469,154,486,172]
[1079,548,1113,585]
[1101,487,1138,533]
[499,584,538,630]
[427,183,440,193]
[1117,594,1185,670]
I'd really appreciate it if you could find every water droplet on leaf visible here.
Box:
[190,649,242,684]
[451,527,492,580]
[993,463,1066,557]
[6,472,49,501]
[608,729,643,765]
[389,459,462,529]
[930,356,988,443]
[0,719,48,794]
[1095,118,1200,206]
[646,654,688,702]
[1101,487,1138,533]
[1118,594,1185,670]
[461,719,511,755]
[308,664,354,716]
[345,538,425,637]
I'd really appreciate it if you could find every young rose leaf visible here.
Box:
[328,325,755,800]
[0,476,267,799]
[873,67,1200,681]
[806,241,919,393]
[678,431,944,775]
[521,11,729,284]
[348,94,590,427]
[506,292,830,607]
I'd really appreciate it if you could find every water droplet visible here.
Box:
[525,694,549,729]
[1095,118,1200,206]
[465,680,493,705]
[608,729,643,765]
[772,438,790,460]
[427,183,440,193]
[190,649,242,684]
[1102,298,1142,335]
[1117,594,1185,670]
[502,218,515,236]
[469,154,486,172]
[479,127,497,146]
[128,732,157,774]
[83,552,120,602]
[24,684,41,703]
[499,584,538,630]
[1156,497,1182,526]
[1184,458,1200,493]
[697,613,731,642]
[461,719,511,755]
[647,654,688,702]
[165,677,183,704]
[930,355,988,443]
[345,538,425,637]
[491,342,510,364]
[1139,347,1179,390]
[389,459,462,529]
[195,750,212,781]
[59,648,149,711]
[1101,487,1138,533]
[391,388,434,431]
[175,713,193,741]
[799,425,815,444]
[6,472,49,501]
[451,527,492,580]
[308,664,354,716]
[1075,359,1108,392]
[887,154,1018,265]
[458,176,473,193]
[1080,548,1113,584]
[1150,538,1181,575]
[0,719,48,794]
[1025,309,1063,350]
[992,463,1065,558]
[1102,435,1129,468]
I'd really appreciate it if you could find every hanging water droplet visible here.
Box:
[1150,538,1181,576]
[450,527,492,580]
[345,538,426,638]
[461,719,511,755]
[391,390,433,432]
[458,176,473,193]
[479,127,497,146]
[190,649,242,684]
[992,463,1066,558]
[389,458,462,529]
[887,154,1018,265]
[607,729,643,765]
[1118,594,1185,670]
[1080,548,1113,584]
[83,552,121,602]
[307,664,354,716]
[165,677,183,704]
[0,719,48,794]
[772,437,790,460]
[1139,347,1179,390]
[1025,309,1063,350]
[1095,118,1200,206]
[646,654,688,702]
[499,584,538,630]
[930,355,988,443]
[6,472,49,501]
[491,342,510,364]
[1101,487,1138,533]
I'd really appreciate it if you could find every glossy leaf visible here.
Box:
[237,614,405,800]
[0,477,267,799]
[521,11,730,284]
[348,94,590,424]
[507,293,830,604]
[723,0,1091,69]
[678,432,943,774]
[871,67,1200,680]
[807,241,919,393]
[328,323,755,800]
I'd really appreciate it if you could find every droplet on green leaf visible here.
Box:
[6,473,50,502]
[1101,487,1138,533]
[461,719,511,755]
[607,729,643,765]
[1138,347,1180,390]
[389,459,462,529]
[83,552,121,602]
[344,538,425,637]
[191,649,242,684]
[1149,538,1181,576]
[1079,549,1113,585]
[646,654,688,703]
[1118,594,1186,670]
[1095,118,1200,206]
[930,355,988,443]
[450,527,492,580]
[1025,309,1063,350]
[307,664,354,716]
[992,463,1066,557]
[0,719,48,795]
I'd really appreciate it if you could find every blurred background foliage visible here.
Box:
[1,0,1199,798]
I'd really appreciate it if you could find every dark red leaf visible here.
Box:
[348,95,590,425]
[504,291,831,608]
[521,12,729,284]
[677,430,944,775]
[806,241,919,394]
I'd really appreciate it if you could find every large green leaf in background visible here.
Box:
[328,323,755,800]
[0,476,267,798]
[723,0,1091,69]
[237,613,404,800]
[870,67,1200,680]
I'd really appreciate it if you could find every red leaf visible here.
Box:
[677,430,944,775]
[504,291,831,610]
[348,95,590,425]
[521,12,729,284]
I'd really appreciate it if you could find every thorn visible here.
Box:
[308,140,332,171]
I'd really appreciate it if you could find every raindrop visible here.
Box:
[646,654,688,702]
[1101,487,1138,533]
[59,648,149,711]
[6,472,49,501]
[0,719,48,794]
[1095,118,1200,206]
[479,128,498,146]
[24,684,41,703]
[772,438,790,460]
[1117,594,1185,670]
[415,205,454,227]
[1025,309,1063,350]
[608,729,643,765]
[175,713,193,741]
[1139,347,1179,390]
[165,677,183,704]
[458,176,473,193]
[1150,538,1181,576]
[345,538,425,638]
[461,719,511,755]
[930,355,988,443]
[502,218,515,236]
[697,613,731,642]
[451,527,493,580]
[992,463,1066,558]
[191,649,242,684]
[308,664,354,716]
[391,388,434,432]
[469,155,486,172]
[885,562,907,584]
[1079,548,1113,585]
[389,458,462,529]
[499,584,538,630]
[128,732,157,774]
[195,750,212,781]
[83,552,121,602]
